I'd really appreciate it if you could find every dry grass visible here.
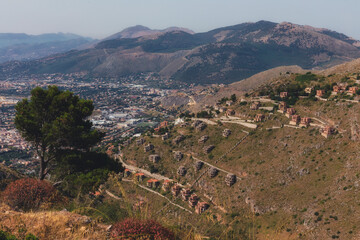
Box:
[121,83,360,238]
[0,204,109,240]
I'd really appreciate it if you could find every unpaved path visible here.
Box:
[117,155,172,181]
[121,179,193,214]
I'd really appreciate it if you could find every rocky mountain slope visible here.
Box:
[1,21,360,84]
[119,61,360,239]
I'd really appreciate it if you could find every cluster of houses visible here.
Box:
[312,86,358,99]
[250,102,267,122]
[171,184,209,214]
[279,82,359,101]
[123,169,210,214]
[279,101,309,126]
[209,167,237,186]
[278,101,334,138]
[176,160,237,187]
[332,83,358,95]
[136,137,157,153]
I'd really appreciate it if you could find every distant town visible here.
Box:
[0,72,186,174]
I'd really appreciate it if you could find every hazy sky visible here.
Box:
[0,0,359,40]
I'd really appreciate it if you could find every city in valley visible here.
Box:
[0,72,187,175]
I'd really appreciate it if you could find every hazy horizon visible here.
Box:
[0,0,360,40]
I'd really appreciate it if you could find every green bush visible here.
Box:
[59,169,111,197]
[196,111,213,118]
[295,72,317,83]
[0,230,38,240]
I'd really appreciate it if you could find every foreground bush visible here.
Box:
[111,218,175,240]
[2,178,60,211]
[0,230,38,240]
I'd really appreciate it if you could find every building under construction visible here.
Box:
[195,202,209,214]
[149,154,160,163]
[225,174,236,186]
[188,194,199,207]
[181,188,191,201]
[222,129,231,137]
[198,135,209,144]
[174,151,183,161]
[144,143,154,152]
[177,166,187,176]
[171,184,181,196]
[194,161,204,171]
[208,167,219,178]
[173,135,185,144]
[203,145,215,154]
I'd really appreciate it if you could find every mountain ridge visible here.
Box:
[1,20,360,84]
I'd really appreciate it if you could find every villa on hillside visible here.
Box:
[321,126,335,138]
[280,92,288,98]
[250,102,261,110]
[285,108,296,118]
[300,117,311,127]
[289,115,300,125]
[279,101,287,113]
[254,113,265,122]
[348,86,358,95]
[316,89,325,97]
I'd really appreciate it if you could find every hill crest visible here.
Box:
[104,25,195,40]
[1,20,360,84]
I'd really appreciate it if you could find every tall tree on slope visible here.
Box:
[15,86,104,180]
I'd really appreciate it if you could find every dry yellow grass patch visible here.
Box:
[0,204,109,240]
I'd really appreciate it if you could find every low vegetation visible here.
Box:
[2,178,62,211]
[110,218,175,240]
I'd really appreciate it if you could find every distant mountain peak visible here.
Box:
[104,25,194,40]
[123,25,151,32]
